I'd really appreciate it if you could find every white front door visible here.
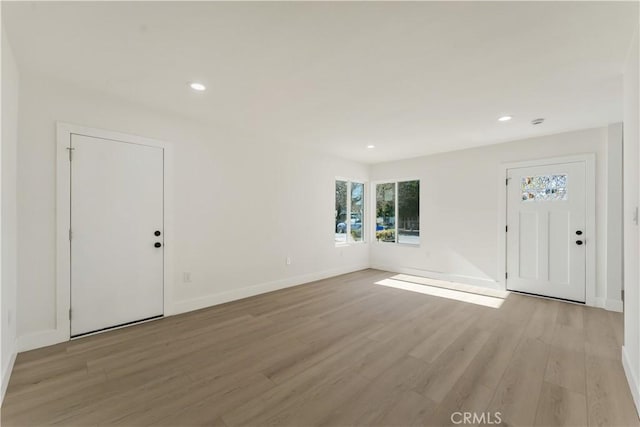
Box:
[506,161,586,302]
[70,134,164,336]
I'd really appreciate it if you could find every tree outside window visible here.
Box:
[376,180,419,245]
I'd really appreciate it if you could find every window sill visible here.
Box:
[335,241,367,247]
[373,241,421,248]
[398,242,421,248]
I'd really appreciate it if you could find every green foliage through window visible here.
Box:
[376,180,419,245]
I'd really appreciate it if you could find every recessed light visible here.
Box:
[367,145,375,149]
[498,115,512,122]
[189,82,206,92]
[531,118,545,125]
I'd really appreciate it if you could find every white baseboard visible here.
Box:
[605,298,624,312]
[17,329,68,352]
[622,346,640,419]
[593,297,624,312]
[370,264,502,290]
[173,264,369,315]
[1,344,17,404]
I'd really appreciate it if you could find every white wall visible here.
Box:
[9,45,630,361]
[16,72,369,349]
[370,126,622,309]
[622,25,640,417]
[1,28,19,400]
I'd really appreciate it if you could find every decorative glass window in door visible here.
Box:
[521,174,567,202]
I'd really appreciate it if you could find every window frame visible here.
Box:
[372,178,421,247]
[334,177,367,246]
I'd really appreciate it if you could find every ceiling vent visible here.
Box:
[531,118,545,125]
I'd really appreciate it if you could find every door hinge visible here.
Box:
[506,178,510,185]
[69,229,72,240]
[66,147,75,161]
[69,309,72,320]
[505,272,508,279]
[622,289,625,302]
[505,225,508,232]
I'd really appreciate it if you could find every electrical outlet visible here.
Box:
[183,272,192,283]
[286,257,291,265]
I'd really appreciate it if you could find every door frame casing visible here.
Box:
[56,122,174,343]
[497,154,596,306]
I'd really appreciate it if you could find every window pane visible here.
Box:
[376,183,396,242]
[521,174,567,202]
[350,182,364,242]
[398,180,420,245]
[335,180,348,243]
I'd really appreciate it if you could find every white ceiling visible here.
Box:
[3,1,638,163]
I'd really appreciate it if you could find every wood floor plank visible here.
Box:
[368,389,438,427]
[408,307,477,363]
[1,269,636,427]
[319,357,434,426]
[556,302,585,329]
[534,382,588,427]
[487,337,551,426]
[412,326,491,403]
[461,320,525,391]
[253,370,371,427]
[524,297,560,344]
[0,369,107,419]
[427,371,495,427]
[586,354,639,427]
[551,324,586,354]
[55,372,194,426]
[608,311,624,348]
[119,372,274,426]
[544,345,586,395]
[221,338,374,426]
[493,292,539,326]
[264,326,375,385]
[584,306,623,361]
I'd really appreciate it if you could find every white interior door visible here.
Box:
[506,161,586,302]
[71,134,164,336]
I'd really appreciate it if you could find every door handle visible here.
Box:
[154,242,162,248]
[576,240,583,246]
[154,230,161,236]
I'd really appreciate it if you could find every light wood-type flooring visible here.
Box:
[2,269,638,426]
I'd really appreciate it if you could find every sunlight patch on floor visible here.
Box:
[391,273,509,298]
[375,278,507,308]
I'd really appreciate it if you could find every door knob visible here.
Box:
[576,240,583,245]
[576,230,583,235]
[154,242,162,248]
[154,230,161,236]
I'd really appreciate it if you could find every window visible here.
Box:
[351,182,364,242]
[335,180,365,244]
[375,183,396,242]
[521,174,567,202]
[335,180,348,243]
[376,180,420,245]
